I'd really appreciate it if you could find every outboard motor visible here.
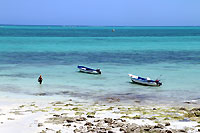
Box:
[155,80,162,86]
[158,82,162,86]
[96,69,101,74]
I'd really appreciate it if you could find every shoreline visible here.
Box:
[1,91,199,107]
[0,97,200,133]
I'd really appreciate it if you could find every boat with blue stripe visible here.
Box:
[128,74,162,86]
[78,65,101,74]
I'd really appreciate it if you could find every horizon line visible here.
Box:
[0,24,200,27]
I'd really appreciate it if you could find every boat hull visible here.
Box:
[128,74,162,86]
[131,78,159,86]
[79,69,100,74]
[78,65,101,74]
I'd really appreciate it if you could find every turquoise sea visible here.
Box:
[0,25,200,104]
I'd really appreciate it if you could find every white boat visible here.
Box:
[128,74,162,86]
[78,65,101,74]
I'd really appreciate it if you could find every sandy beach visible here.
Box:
[0,97,200,133]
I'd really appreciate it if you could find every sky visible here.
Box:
[0,0,200,26]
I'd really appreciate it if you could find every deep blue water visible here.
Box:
[1,26,200,37]
[0,51,199,65]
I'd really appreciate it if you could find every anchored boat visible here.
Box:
[128,74,162,86]
[78,65,101,74]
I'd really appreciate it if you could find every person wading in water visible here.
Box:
[38,75,43,84]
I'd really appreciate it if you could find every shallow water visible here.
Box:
[0,26,200,104]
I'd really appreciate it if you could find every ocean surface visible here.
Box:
[0,25,200,104]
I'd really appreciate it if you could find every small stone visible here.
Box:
[165,122,170,126]
[153,108,157,110]
[148,117,157,120]
[108,131,113,133]
[40,130,46,133]
[120,128,126,132]
[179,107,187,111]
[65,117,75,123]
[76,117,87,121]
[56,130,61,133]
[100,127,106,130]
[53,114,60,117]
[198,129,200,132]
[61,113,68,115]
[143,128,150,131]
[106,126,112,130]
[64,124,71,126]
[133,115,141,119]
[46,128,54,131]
[38,123,43,127]
[87,126,93,130]
[116,122,124,127]
[121,119,126,122]
[88,129,95,132]
[165,130,173,133]
[154,124,164,129]
[85,122,93,126]
[55,101,64,104]
[111,124,117,128]
[177,129,186,132]
[194,111,200,117]
[64,104,73,106]
[74,129,79,133]
[87,115,95,118]
[19,105,25,108]
[94,119,100,122]
[104,118,112,123]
